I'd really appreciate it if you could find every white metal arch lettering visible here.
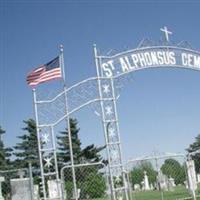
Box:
[100,46,200,78]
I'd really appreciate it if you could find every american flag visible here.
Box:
[27,56,62,87]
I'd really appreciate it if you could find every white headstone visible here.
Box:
[17,170,25,179]
[141,181,145,191]
[134,184,140,191]
[11,178,32,200]
[33,185,39,200]
[157,171,168,191]
[0,177,5,200]
[186,160,197,192]
[47,179,62,199]
[144,171,150,191]
[184,180,189,189]
[168,177,175,191]
[72,188,81,199]
[197,174,200,183]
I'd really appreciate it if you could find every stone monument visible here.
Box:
[144,171,150,191]
[168,177,175,191]
[11,178,32,200]
[33,185,39,200]
[157,171,168,191]
[186,160,197,191]
[197,174,200,183]
[186,159,197,199]
[47,179,62,199]
[184,180,189,189]
[17,170,25,179]
[0,177,5,200]
[134,184,140,191]
[141,180,145,191]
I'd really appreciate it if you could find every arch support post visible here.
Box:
[94,45,129,200]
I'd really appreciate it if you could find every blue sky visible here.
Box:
[1,1,200,161]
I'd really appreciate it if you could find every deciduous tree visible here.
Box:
[161,158,185,184]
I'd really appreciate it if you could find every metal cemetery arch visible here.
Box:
[93,44,200,200]
[34,35,200,200]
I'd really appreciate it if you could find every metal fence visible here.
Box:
[0,166,34,200]
[61,162,109,200]
[126,153,197,200]
[0,155,199,200]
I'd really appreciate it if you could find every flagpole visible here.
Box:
[60,45,78,200]
[60,45,66,83]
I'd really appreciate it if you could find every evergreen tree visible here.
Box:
[57,118,81,164]
[13,119,39,168]
[57,118,105,166]
[80,144,105,163]
[58,118,106,198]
[187,134,200,173]
[0,126,12,170]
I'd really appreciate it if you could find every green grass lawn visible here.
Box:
[82,184,200,200]
[131,185,200,200]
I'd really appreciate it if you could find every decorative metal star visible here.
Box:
[44,157,53,168]
[41,133,50,144]
[109,127,116,137]
[105,106,113,115]
[112,150,119,160]
[102,84,110,94]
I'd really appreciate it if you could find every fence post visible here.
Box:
[29,163,34,200]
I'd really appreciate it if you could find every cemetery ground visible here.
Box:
[1,119,200,199]
[130,184,200,200]
[71,184,200,200]
[83,185,200,200]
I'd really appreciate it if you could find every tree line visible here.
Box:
[130,158,186,188]
[130,135,200,188]
[0,118,107,198]
[0,119,200,172]
[0,118,105,170]
[0,119,200,196]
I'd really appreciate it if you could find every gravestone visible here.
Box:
[47,179,62,199]
[133,184,140,191]
[184,180,189,189]
[141,181,145,191]
[72,189,81,199]
[17,170,25,179]
[11,178,32,200]
[143,171,150,191]
[33,185,39,200]
[197,174,200,183]
[0,177,5,200]
[168,177,175,191]
[186,160,197,192]
[157,171,168,191]
[186,159,197,200]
